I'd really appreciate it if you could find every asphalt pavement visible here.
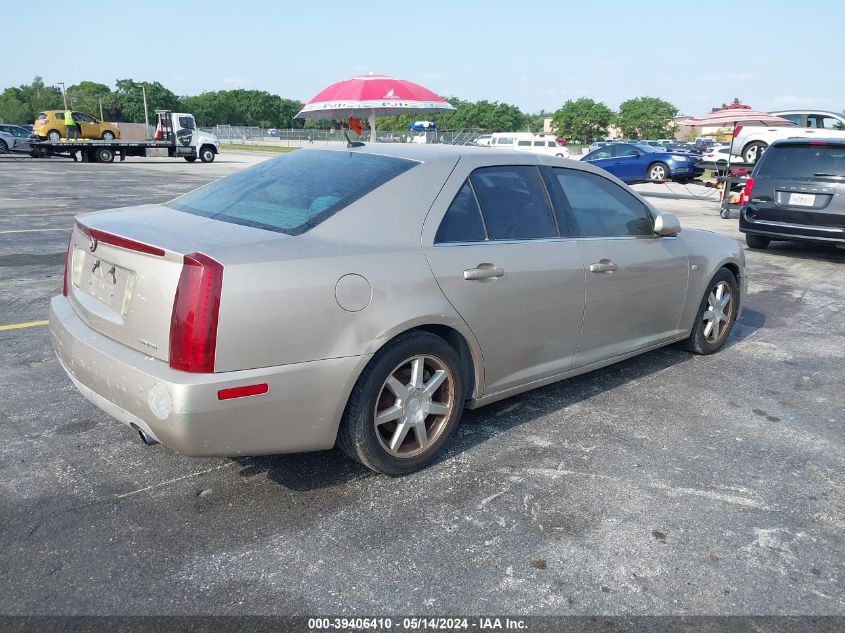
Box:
[0,151,842,616]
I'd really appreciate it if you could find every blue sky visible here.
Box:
[4,0,843,116]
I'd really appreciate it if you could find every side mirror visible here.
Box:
[654,212,681,236]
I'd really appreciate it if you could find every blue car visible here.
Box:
[580,143,703,184]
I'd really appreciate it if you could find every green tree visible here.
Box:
[551,98,614,143]
[114,79,182,123]
[66,81,118,120]
[0,76,63,123]
[616,96,678,139]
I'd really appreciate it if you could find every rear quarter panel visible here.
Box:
[210,156,482,379]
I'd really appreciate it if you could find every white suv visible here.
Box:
[731,110,845,164]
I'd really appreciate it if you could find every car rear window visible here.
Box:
[757,144,845,178]
[166,150,418,235]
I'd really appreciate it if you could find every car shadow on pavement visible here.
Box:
[234,308,766,489]
[749,241,845,263]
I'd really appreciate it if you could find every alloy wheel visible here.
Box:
[373,355,455,458]
[702,281,733,343]
[650,165,666,180]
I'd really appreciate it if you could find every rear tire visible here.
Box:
[48,129,61,142]
[680,268,739,355]
[95,148,115,163]
[743,142,767,164]
[337,331,465,475]
[647,162,669,182]
[745,234,770,249]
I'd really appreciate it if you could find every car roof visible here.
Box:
[771,109,845,117]
[298,142,508,163]
[770,137,845,147]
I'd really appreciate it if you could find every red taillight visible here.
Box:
[169,252,223,373]
[62,235,71,296]
[739,177,755,206]
[732,125,743,138]
[217,383,268,400]
[809,141,828,146]
[77,222,165,257]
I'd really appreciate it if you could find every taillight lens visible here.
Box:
[62,235,71,296]
[739,177,755,206]
[733,125,743,138]
[169,252,223,373]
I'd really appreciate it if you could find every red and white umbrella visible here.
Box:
[296,73,455,142]
[679,104,794,129]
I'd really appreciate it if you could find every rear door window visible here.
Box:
[167,150,418,235]
[552,168,653,237]
[469,166,558,240]
[434,182,487,243]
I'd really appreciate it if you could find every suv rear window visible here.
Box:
[757,144,845,178]
[166,150,417,235]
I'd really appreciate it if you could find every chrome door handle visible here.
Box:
[464,266,505,281]
[589,260,618,273]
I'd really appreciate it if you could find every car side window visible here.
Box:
[615,144,639,157]
[434,181,487,244]
[588,148,611,160]
[469,166,558,240]
[56,113,65,120]
[553,168,653,238]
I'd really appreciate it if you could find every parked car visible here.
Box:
[739,138,845,250]
[694,138,719,152]
[50,145,745,475]
[580,142,704,183]
[33,110,121,141]
[0,124,38,154]
[513,135,571,159]
[701,144,740,166]
[474,135,492,147]
[732,111,845,164]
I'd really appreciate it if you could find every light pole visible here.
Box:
[59,82,67,109]
[135,83,149,139]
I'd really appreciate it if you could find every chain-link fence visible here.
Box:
[203,126,489,147]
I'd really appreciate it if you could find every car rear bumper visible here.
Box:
[739,208,845,244]
[50,295,367,457]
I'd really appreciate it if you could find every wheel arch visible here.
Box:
[360,319,483,402]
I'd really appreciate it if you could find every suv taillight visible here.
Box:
[732,125,743,138]
[169,252,223,373]
[739,177,755,206]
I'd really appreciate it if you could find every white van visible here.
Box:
[488,133,570,158]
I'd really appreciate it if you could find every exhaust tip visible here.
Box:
[130,423,159,446]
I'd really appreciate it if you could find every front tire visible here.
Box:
[680,269,739,355]
[184,156,197,162]
[647,162,669,182]
[745,234,770,249]
[101,131,115,141]
[743,141,767,164]
[0,139,8,153]
[199,146,215,163]
[337,331,465,475]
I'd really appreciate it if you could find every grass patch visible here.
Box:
[221,144,298,153]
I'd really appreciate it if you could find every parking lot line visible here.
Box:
[0,320,49,331]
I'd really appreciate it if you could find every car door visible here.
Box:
[610,144,644,182]
[74,113,97,138]
[548,166,689,368]
[423,162,585,396]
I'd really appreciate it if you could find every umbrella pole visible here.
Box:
[721,122,737,213]
[369,110,376,143]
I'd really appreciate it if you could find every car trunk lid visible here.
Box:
[65,204,287,365]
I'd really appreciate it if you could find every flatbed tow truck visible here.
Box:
[31,110,219,164]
